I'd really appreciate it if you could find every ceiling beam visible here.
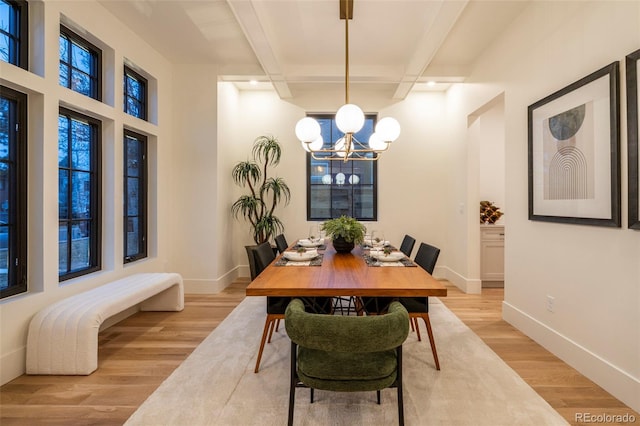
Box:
[392,0,469,100]
[226,0,292,98]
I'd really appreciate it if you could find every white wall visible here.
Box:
[0,1,174,384]
[445,1,640,411]
[218,88,454,278]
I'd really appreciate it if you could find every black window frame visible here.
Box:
[59,25,102,101]
[124,65,148,120]
[58,107,101,281]
[306,113,378,221]
[0,85,27,299]
[123,129,147,263]
[0,0,28,69]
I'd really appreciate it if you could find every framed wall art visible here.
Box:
[626,49,640,230]
[528,62,620,227]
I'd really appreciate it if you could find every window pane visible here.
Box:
[70,221,90,270]
[0,163,9,220]
[355,186,375,218]
[126,138,139,176]
[58,223,68,274]
[58,170,68,218]
[70,120,91,170]
[0,98,8,160]
[127,76,140,99]
[59,62,69,88]
[59,35,68,61]
[0,2,10,32]
[127,177,139,216]
[70,43,91,73]
[0,222,8,288]
[70,69,91,97]
[71,171,90,219]
[126,217,139,257]
[309,186,331,218]
[58,116,69,167]
[0,35,9,63]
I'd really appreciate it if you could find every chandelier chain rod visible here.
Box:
[345,0,350,105]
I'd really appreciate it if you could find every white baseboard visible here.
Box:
[503,301,640,413]
[183,266,244,294]
[441,266,482,294]
[1,347,25,385]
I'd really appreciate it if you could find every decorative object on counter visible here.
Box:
[320,215,366,253]
[479,200,504,224]
[232,135,291,244]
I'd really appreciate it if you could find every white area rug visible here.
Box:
[125,296,568,425]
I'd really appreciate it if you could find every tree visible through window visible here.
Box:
[124,66,147,120]
[0,0,28,69]
[307,114,377,221]
[0,85,27,298]
[124,129,147,263]
[58,108,101,280]
[59,26,101,100]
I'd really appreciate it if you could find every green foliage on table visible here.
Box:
[232,135,291,244]
[320,216,366,244]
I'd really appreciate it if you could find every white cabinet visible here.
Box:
[480,225,504,287]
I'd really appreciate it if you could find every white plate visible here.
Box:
[298,238,324,247]
[367,240,390,247]
[370,251,405,262]
[283,250,319,261]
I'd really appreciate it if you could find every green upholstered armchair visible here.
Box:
[284,298,410,426]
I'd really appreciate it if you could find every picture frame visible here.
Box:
[626,49,640,229]
[528,62,620,227]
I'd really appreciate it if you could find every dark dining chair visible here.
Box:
[275,234,289,254]
[251,241,332,373]
[250,242,290,373]
[399,242,441,370]
[398,234,416,258]
[361,241,441,370]
[285,298,410,426]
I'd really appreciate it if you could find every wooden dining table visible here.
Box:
[246,242,447,298]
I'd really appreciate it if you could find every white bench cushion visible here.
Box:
[26,272,184,375]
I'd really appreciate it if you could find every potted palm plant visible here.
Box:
[321,216,366,253]
[232,136,291,278]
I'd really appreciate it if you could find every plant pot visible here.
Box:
[332,236,355,254]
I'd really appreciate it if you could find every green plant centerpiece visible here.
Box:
[232,135,291,244]
[321,216,366,254]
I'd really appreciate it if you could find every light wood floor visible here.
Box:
[1,280,637,425]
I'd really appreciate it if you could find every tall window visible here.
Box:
[58,108,101,280]
[59,26,101,100]
[307,114,377,220]
[0,0,28,69]
[124,130,147,263]
[124,66,147,120]
[0,86,27,298]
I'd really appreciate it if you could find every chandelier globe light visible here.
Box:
[294,0,400,162]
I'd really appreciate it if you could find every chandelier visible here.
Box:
[294,0,400,162]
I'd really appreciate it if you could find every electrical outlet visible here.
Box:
[546,295,555,313]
